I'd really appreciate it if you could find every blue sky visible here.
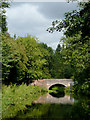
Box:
[6,1,79,49]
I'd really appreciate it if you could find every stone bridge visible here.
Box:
[31,79,73,89]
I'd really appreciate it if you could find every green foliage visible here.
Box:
[16,35,51,81]
[2,84,47,119]
[61,34,89,71]
[47,2,90,38]
[81,80,90,95]
[2,84,89,119]
[2,34,52,84]
[0,0,10,33]
[50,44,73,79]
[2,0,89,96]
[2,34,28,83]
[47,1,89,95]
[50,44,63,78]
[39,43,54,75]
[61,33,89,92]
[74,80,90,96]
[64,86,70,95]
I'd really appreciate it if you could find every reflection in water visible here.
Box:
[11,93,89,120]
[49,91,65,98]
[34,93,74,104]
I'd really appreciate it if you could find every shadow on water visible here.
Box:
[49,91,65,98]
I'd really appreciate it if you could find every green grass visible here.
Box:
[2,83,47,119]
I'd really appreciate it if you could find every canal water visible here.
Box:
[14,92,89,120]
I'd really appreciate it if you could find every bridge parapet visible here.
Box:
[31,79,73,89]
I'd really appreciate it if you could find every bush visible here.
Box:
[2,84,47,118]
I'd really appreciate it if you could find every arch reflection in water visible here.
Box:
[49,84,65,98]
[34,93,74,104]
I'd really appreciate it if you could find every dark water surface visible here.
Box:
[13,92,89,120]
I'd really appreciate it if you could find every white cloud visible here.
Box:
[6,2,79,50]
[6,3,63,49]
[6,3,48,28]
[13,0,69,2]
[13,0,86,2]
[37,30,63,49]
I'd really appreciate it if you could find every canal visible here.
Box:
[13,88,89,120]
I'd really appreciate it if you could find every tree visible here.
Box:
[39,43,54,75]
[16,35,51,83]
[51,44,73,79]
[47,1,90,94]
[0,0,10,33]
[2,34,28,84]
[47,2,90,39]
[2,34,53,84]
[51,44,63,78]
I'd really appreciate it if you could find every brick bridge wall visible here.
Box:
[31,79,73,89]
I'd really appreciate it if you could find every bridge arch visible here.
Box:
[49,84,66,90]
[49,84,66,98]
[47,82,67,89]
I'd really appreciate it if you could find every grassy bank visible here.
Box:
[2,84,47,119]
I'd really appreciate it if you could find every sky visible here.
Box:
[6,1,79,50]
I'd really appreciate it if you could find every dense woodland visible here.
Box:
[0,1,90,95]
